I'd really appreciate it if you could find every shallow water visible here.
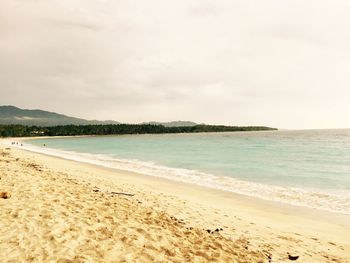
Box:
[25,129,350,214]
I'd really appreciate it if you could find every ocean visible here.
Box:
[23,129,350,215]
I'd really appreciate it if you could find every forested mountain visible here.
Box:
[0,106,197,127]
[0,106,119,126]
[0,106,277,137]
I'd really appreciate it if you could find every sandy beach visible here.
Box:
[1,144,349,262]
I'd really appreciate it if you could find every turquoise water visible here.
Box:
[24,129,350,214]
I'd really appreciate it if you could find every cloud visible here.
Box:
[0,0,350,128]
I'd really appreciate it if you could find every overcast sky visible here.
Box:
[1,0,350,129]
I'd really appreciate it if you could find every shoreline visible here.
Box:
[7,139,350,226]
[5,137,350,218]
[1,143,350,261]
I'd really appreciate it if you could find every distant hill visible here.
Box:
[0,105,120,126]
[0,106,200,127]
[142,121,199,127]
[0,106,278,136]
[1,106,274,130]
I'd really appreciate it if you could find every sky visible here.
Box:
[1,0,350,129]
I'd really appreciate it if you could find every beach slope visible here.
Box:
[0,146,266,262]
[0,145,349,262]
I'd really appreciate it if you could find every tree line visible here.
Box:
[0,124,277,137]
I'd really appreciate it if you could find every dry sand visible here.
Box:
[0,144,349,262]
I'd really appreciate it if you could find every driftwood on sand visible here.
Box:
[110,191,135,197]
